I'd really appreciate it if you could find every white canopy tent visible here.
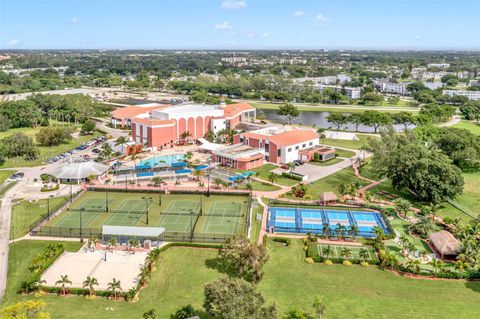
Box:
[197,138,224,152]
[51,158,109,183]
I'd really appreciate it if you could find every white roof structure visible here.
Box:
[324,130,359,141]
[102,225,165,237]
[51,158,109,180]
[149,103,224,120]
[197,138,224,151]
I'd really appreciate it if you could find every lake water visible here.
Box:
[261,109,409,133]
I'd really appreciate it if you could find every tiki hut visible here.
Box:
[319,192,338,205]
[428,230,461,260]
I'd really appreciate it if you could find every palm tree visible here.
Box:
[349,225,359,239]
[323,245,333,259]
[128,238,140,253]
[373,226,387,242]
[394,198,411,218]
[107,278,122,300]
[55,275,72,295]
[245,183,253,196]
[287,162,296,174]
[213,177,223,189]
[359,248,369,262]
[115,136,128,155]
[321,222,329,238]
[316,128,326,146]
[429,202,441,221]
[87,236,98,252]
[341,247,352,259]
[268,172,278,185]
[406,259,421,274]
[313,295,326,319]
[192,169,204,182]
[100,143,114,161]
[184,151,193,162]
[83,276,99,296]
[429,258,444,276]
[198,182,205,189]
[180,131,191,144]
[107,237,117,251]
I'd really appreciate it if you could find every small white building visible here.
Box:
[51,158,110,183]
[442,90,480,101]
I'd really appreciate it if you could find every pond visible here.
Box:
[260,109,411,133]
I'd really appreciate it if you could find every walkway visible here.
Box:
[440,115,461,127]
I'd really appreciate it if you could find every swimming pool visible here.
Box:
[268,207,389,238]
[139,153,185,166]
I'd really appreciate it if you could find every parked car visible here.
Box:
[92,148,101,154]
[8,172,24,182]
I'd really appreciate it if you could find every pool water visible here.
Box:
[139,153,185,166]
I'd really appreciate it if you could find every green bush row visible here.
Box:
[281,172,303,181]
[312,256,380,265]
[272,237,291,246]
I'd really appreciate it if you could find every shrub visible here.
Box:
[324,259,333,265]
[360,261,370,267]
[281,172,303,181]
[272,237,291,246]
[343,260,352,266]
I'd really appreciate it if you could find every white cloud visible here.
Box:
[245,32,256,38]
[260,32,270,38]
[293,11,304,17]
[413,35,421,41]
[315,14,330,26]
[6,39,20,46]
[214,21,233,30]
[221,0,247,10]
[68,17,80,24]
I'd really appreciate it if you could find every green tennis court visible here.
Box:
[314,244,377,261]
[41,191,250,242]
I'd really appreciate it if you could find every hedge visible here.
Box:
[281,172,303,181]
[272,237,291,246]
[87,187,249,197]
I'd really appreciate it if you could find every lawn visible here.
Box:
[251,163,298,186]
[237,180,281,192]
[3,239,480,319]
[299,167,370,199]
[0,170,15,184]
[323,134,375,150]
[251,102,418,114]
[10,196,70,239]
[334,149,356,158]
[452,120,480,135]
[309,158,343,167]
[0,123,101,168]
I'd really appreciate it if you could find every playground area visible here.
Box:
[41,248,148,290]
[36,190,250,242]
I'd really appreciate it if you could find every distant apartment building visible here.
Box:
[442,90,480,101]
[221,57,248,66]
[422,71,447,81]
[374,80,411,96]
[293,74,351,85]
[468,80,480,87]
[314,84,361,99]
[422,81,444,90]
[213,126,319,169]
[427,63,450,69]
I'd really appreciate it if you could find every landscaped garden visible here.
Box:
[250,163,298,186]
[3,239,480,319]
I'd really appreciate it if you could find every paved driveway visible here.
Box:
[292,160,353,183]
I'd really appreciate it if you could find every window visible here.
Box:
[239,137,244,143]
[309,141,313,146]
[295,146,299,150]
[288,148,292,152]
[302,144,306,148]
[277,149,281,156]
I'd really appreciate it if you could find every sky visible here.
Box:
[1,0,479,50]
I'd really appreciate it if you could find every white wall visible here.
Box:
[212,118,226,134]
[281,138,319,163]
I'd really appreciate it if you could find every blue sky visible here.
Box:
[1,0,479,50]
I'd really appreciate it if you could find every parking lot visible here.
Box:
[45,135,106,164]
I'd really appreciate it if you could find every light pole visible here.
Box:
[69,183,73,202]
[79,208,85,243]
[47,195,54,220]
[141,196,152,225]
[105,187,109,212]
[206,157,212,197]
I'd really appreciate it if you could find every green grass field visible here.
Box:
[251,102,419,114]
[295,167,369,199]
[452,120,480,135]
[237,180,282,192]
[250,164,298,186]
[0,123,101,168]
[323,134,375,150]
[41,191,249,238]
[334,149,356,158]
[3,239,480,319]
[10,196,70,239]
[0,170,15,184]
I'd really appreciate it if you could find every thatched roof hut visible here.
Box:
[428,230,461,259]
[319,192,338,203]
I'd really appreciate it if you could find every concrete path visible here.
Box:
[440,115,461,127]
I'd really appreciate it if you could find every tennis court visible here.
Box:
[326,210,352,229]
[351,211,382,233]
[40,191,250,241]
